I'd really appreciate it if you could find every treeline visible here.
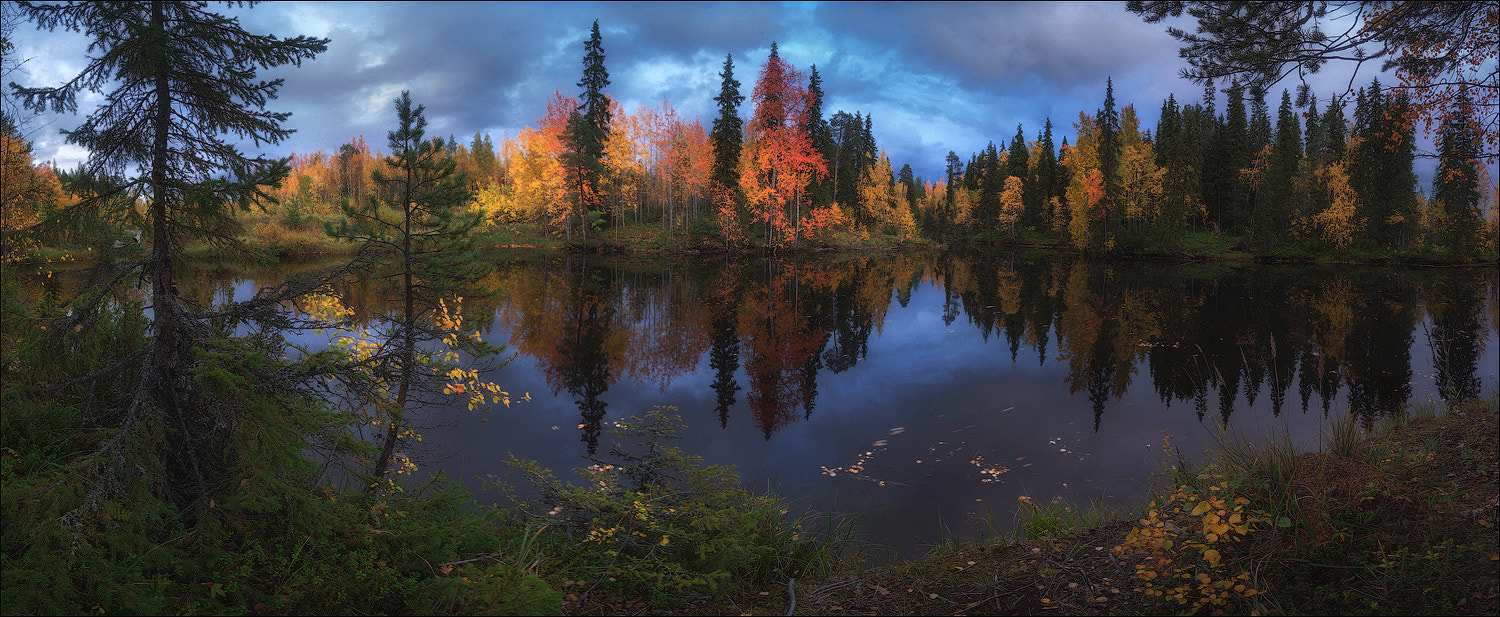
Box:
[234,21,1493,259]
[5,22,1496,260]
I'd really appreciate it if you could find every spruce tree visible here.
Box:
[803,65,834,209]
[10,0,327,506]
[710,53,744,195]
[1097,78,1121,210]
[565,19,611,234]
[1007,123,1030,180]
[1028,120,1059,232]
[1434,86,1483,254]
[975,141,1003,228]
[1254,89,1302,250]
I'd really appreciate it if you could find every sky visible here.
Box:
[5,1,1433,186]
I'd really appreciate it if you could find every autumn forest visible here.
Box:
[6,19,1497,261]
[3,3,1498,615]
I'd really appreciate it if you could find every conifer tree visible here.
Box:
[1007,123,1030,180]
[10,0,327,507]
[1097,78,1122,210]
[330,91,490,480]
[563,20,611,236]
[710,52,745,246]
[1254,89,1302,250]
[803,65,834,209]
[971,142,1000,228]
[1029,119,1060,232]
[1434,86,1484,254]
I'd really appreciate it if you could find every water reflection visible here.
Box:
[452,254,1494,441]
[29,251,1490,556]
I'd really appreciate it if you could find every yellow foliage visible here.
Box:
[1114,480,1267,609]
[1313,161,1361,249]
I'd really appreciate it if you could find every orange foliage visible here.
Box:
[741,48,827,247]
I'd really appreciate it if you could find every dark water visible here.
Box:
[21,252,1498,557]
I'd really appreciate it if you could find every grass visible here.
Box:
[591,392,1498,616]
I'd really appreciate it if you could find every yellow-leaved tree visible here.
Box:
[1313,161,1361,250]
[1064,111,1105,250]
[999,175,1025,238]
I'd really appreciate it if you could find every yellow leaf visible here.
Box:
[1191,501,1211,516]
[1203,549,1221,564]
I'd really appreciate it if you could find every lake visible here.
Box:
[22,250,1497,558]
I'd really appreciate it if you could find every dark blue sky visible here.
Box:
[8,1,1427,185]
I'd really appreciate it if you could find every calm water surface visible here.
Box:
[28,251,1496,558]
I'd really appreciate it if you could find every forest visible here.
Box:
[5,17,1497,263]
[2,2,1497,615]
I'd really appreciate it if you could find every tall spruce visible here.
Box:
[710,53,744,195]
[10,0,327,506]
[1354,79,1418,247]
[803,65,834,209]
[1434,85,1483,254]
[1254,89,1302,250]
[1097,78,1121,211]
[1007,123,1030,180]
[1030,119,1060,232]
[565,20,611,235]
[975,141,1003,227]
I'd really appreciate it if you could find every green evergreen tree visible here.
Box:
[830,111,867,214]
[1303,97,1323,165]
[10,0,327,506]
[1028,119,1059,232]
[1434,86,1484,254]
[975,141,1003,229]
[1007,123,1030,180]
[1212,81,1253,232]
[710,53,744,196]
[330,91,488,479]
[1097,78,1122,210]
[1354,79,1419,248]
[470,131,498,185]
[565,20,611,234]
[1249,87,1272,153]
[944,150,963,233]
[1254,89,1302,250]
[803,65,834,209]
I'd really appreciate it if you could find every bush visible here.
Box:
[507,407,848,597]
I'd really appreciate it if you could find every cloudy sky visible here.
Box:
[7,1,1424,184]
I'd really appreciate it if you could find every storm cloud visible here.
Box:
[8,1,1419,183]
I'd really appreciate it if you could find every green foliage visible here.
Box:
[507,407,848,597]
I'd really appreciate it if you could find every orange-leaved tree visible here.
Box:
[740,42,826,248]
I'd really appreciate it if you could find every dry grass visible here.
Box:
[562,395,1499,616]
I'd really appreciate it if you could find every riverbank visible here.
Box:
[566,394,1498,616]
[10,216,1496,269]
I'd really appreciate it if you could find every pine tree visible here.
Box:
[10,0,326,506]
[330,92,489,479]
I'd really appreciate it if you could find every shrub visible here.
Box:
[507,407,847,597]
